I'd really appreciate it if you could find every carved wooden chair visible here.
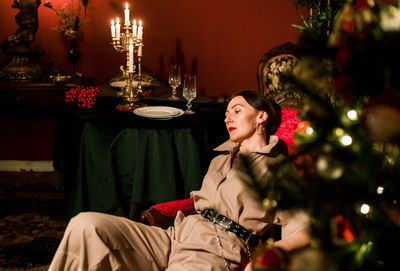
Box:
[257,42,303,108]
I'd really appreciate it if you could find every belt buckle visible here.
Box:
[202,209,218,223]
[202,209,213,218]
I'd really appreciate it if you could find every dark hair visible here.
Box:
[230,90,282,138]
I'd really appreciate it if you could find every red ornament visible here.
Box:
[253,243,286,271]
[335,215,355,243]
[335,48,352,68]
[356,0,370,10]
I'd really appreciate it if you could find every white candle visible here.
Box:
[137,20,143,39]
[111,19,116,38]
[124,3,130,26]
[138,45,142,56]
[129,39,134,72]
[116,17,121,40]
[132,19,137,38]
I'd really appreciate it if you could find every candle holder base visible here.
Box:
[125,95,140,104]
[124,86,140,103]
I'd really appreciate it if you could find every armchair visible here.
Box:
[140,198,196,228]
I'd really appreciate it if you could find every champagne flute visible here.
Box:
[182,74,197,114]
[168,65,181,100]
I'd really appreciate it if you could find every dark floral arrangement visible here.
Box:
[65,85,99,108]
[44,0,88,40]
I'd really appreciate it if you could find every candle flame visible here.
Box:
[139,20,142,26]
[111,19,115,25]
[125,3,128,9]
[116,17,120,24]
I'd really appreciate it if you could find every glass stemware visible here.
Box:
[168,65,181,100]
[182,74,197,114]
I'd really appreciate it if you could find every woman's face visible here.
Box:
[225,96,260,143]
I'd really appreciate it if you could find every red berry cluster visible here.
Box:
[140,89,152,97]
[116,102,147,112]
[65,85,99,108]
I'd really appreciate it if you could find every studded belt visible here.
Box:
[201,209,259,247]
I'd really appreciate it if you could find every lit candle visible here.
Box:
[111,19,116,38]
[116,17,121,40]
[132,19,137,38]
[124,3,130,26]
[137,20,143,39]
[138,45,142,56]
[129,39,134,72]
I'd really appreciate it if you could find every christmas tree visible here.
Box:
[291,0,347,37]
[244,1,400,270]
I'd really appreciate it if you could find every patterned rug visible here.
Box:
[0,172,66,270]
[0,212,65,270]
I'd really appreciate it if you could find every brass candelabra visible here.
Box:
[110,4,144,109]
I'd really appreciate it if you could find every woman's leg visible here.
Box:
[48,212,173,271]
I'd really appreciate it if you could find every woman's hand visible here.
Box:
[274,228,310,251]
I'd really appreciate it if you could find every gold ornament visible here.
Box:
[316,155,344,180]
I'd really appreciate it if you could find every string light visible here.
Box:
[360,204,370,214]
[340,135,353,146]
[306,127,314,135]
[347,109,358,120]
[377,186,384,194]
[333,128,353,146]
[334,127,344,136]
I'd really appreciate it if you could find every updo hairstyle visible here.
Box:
[230,90,282,140]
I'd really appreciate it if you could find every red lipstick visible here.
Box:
[228,127,236,132]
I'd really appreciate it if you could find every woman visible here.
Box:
[49,90,309,271]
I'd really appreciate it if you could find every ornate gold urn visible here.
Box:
[0,0,45,82]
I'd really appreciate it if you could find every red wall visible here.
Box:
[0,0,305,97]
[0,0,305,161]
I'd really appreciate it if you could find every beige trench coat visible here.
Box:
[49,136,308,271]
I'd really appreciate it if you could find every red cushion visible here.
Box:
[276,108,301,154]
[151,198,195,217]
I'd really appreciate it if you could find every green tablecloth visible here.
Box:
[54,95,227,221]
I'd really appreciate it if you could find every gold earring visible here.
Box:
[255,123,261,135]
[256,123,266,135]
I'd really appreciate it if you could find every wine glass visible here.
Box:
[168,65,181,100]
[182,74,197,114]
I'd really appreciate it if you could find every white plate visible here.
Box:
[110,81,151,88]
[133,106,184,120]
